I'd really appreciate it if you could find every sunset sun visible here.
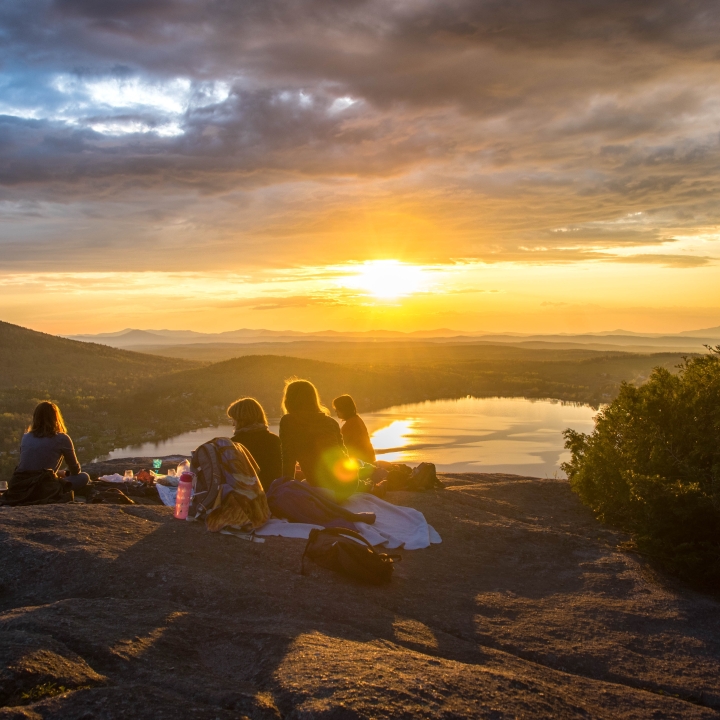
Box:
[342,260,428,300]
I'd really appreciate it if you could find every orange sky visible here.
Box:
[1,1,719,334]
[2,260,719,335]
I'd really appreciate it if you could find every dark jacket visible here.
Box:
[1,470,73,506]
[279,412,355,495]
[231,428,282,490]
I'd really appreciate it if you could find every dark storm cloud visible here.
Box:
[1,0,719,268]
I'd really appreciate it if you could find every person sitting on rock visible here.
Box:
[332,394,376,465]
[228,397,281,490]
[16,401,89,492]
[279,379,358,499]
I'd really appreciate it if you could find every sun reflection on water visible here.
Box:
[370,419,416,460]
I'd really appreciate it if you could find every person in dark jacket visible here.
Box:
[279,379,358,498]
[228,397,281,490]
[332,394,376,464]
[15,401,89,491]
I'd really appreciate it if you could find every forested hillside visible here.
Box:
[0,321,192,390]
[0,322,194,476]
[0,321,690,479]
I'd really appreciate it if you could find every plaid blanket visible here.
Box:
[189,437,270,533]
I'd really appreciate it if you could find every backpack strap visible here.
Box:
[314,527,400,559]
[310,526,376,549]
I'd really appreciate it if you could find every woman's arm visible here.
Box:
[60,434,81,476]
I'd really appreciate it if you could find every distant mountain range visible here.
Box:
[67,327,480,345]
[66,325,720,353]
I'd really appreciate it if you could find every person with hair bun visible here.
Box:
[332,394,376,464]
[228,397,281,490]
[279,379,356,497]
[16,401,89,491]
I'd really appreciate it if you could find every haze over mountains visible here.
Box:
[67,325,720,355]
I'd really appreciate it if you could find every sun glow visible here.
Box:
[370,420,416,458]
[341,260,428,300]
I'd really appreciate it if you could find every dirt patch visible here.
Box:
[0,473,718,718]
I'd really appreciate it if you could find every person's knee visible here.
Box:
[69,472,90,490]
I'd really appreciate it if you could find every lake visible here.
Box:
[102,396,598,477]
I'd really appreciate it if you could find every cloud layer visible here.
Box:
[1,0,720,271]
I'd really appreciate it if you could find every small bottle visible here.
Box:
[174,472,194,520]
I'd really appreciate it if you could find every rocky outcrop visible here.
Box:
[0,473,718,718]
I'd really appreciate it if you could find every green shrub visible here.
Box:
[562,347,720,589]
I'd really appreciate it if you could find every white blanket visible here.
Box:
[255,493,441,550]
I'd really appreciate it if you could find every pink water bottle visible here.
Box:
[174,472,193,520]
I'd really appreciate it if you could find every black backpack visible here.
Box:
[301,527,400,584]
[408,462,444,491]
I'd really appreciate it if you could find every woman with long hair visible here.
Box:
[228,397,281,490]
[333,394,376,464]
[16,401,89,491]
[279,379,357,497]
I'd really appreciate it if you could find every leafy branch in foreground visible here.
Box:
[562,347,720,590]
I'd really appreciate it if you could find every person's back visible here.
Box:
[279,380,356,498]
[340,414,376,464]
[18,431,79,475]
[232,427,281,490]
[15,401,89,492]
[279,411,346,485]
[332,394,376,464]
[227,397,281,490]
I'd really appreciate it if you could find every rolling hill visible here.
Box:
[0,321,193,392]
[0,320,694,479]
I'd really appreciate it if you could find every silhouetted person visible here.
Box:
[279,379,357,498]
[228,397,281,490]
[333,394,376,464]
[16,401,89,491]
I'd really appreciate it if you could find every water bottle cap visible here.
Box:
[179,472,194,484]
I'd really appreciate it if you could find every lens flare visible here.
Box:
[334,456,360,482]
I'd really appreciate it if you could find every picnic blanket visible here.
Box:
[156,483,441,549]
[256,493,441,549]
[266,476,376,530]
[189,437,270,533]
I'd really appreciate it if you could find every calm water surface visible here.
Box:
[104,396,598,477]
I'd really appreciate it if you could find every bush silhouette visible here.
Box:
[563,347,720,589]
